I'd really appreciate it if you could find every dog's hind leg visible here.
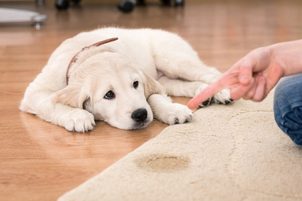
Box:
[155,52,222,84]
[158,76,203,97]
[158,76,232,106]
[153,47,232,105]
[152,34,221,83]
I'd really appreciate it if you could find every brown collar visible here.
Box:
[66,37,118,85]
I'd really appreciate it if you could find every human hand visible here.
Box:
[187,46,284,110]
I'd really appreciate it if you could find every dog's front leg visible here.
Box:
[147,94,192,125]
[21,92,95,132]
[42,101,96,133]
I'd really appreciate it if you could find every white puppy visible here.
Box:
[20,27,231,132]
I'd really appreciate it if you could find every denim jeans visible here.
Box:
[274,73,302,145]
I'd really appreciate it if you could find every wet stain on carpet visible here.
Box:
[135,154,190,172]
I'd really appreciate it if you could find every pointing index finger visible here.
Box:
[187,72,238,110]
[187,79,225,110]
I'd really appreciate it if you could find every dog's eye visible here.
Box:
[104,90,115,100]
[133,81,139,89]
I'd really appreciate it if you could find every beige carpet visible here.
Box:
[58,93,302,201]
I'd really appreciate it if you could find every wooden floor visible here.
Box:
[1,0,302,200]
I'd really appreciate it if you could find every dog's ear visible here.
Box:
[52,84,90,109]
[141,72,165,98]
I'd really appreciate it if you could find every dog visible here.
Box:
[20,27,232,132]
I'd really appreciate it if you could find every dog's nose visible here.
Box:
[131,108,148,123]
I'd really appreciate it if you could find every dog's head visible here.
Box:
[53,49,163,130]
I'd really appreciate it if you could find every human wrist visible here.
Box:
[267,44,286,77]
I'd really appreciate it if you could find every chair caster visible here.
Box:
[55,0,81,10]
[161,0,185,6]
[118,0,135,13]
[55,0,69,10]
[32,14,47,30]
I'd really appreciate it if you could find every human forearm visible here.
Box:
[269,39,302,76]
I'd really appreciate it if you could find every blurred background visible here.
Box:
[1,0,302,69]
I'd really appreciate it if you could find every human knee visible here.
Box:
[274,76,302,145]
[274,105,302,145]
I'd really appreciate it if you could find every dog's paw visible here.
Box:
[199,97,214,108]
[213,88,233,105]
[164,103,193,125]
[195,84,214,108]
[195,85,233,108]
[60,109,95,132]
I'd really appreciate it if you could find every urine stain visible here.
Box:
[135,154,190,172]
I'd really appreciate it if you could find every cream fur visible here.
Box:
[20,27,231,132]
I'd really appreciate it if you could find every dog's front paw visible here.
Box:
[164,103,193,125]
[60,109,95,132]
